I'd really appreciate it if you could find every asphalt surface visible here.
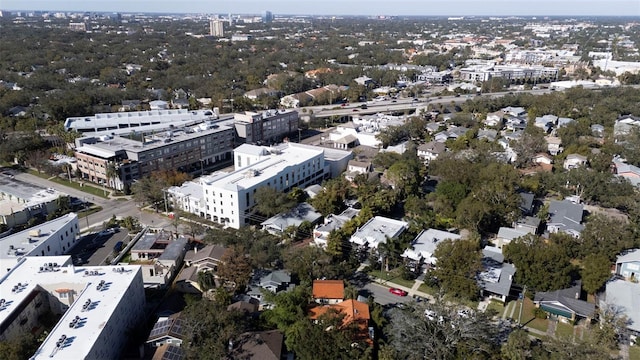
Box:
[362,282,413,306]
[68,229,131,266]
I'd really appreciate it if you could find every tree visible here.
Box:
[501,329,532,360]
[197,270,216,291]
[432,238,483,301]
[589,302,630,351]
[310,177,349,216]
[504,234,574,292]
[254,186,296,217]
[0,334,39,360]
[386,299,501,360]
[578,215,635,261]
[217,246,252,291]
[580,253,612,295]
[131,175,167,211]
[262,285,311,332]
[182,298,249,360]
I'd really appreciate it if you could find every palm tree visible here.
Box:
[105,162,119,190]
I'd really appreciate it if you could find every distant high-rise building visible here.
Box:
[262,10,273,23]
[210,19,224,37]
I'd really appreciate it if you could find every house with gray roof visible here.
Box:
[546,199,584,237]
[478,246,516,303]
[616,249,640,280]
[613,157,640,187]
[261,202,323,236]
[534,281,595,322]
[417,141,446,163]
[313,207,360,248]
[602,279,640,335]
[401,229,461,264]
[495,227,530,249]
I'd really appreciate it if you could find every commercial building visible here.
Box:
[209,19,224,37]
[233,109,299,145]
[169,143,351,229]
[0,213,80,277]
[74,120,235,191]
[0,173,67,228]
[0,256,145,360]
[459,64,558,83]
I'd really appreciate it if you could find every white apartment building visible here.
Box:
[0,256,145,360]
[169,143,351,229]
[0,213,80,276]
[350,216,409,250]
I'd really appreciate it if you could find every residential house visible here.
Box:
[614,114,640,137]
[534,115,557,133]
[505,116,528,131]
[313,280,344,304]
[613,157,640,187]
[591,124,605,138]
[426,122,443,134]
[119,100,141,112]
[545,136,563,155]
[246,269,293,308]
[229,330,285,360]
[534,281,595,323]
[533,153,553,166]
[309,299,372,344]
[501,106,527,117]
[478,247,516,303]
[354,76,373,86]
[477,129,498,142]
[244,87,280,100]
[557,117,575,128]
[146,312,185,348]
[563,154,588,170]
[513,216,541,235]
[615,249,640,280]
[484,111,505,128]
[519,192,535,216]
[401,229,461,265]
[495,227,530,249]
[349,216,408,250]
[261,202,323,236]
[313,207,360,248]
[129,231,189,288]
[546,199,584,237]
[174,244,227,294]
[152,344,185,360]
[417,141,447,163]
[602,279,640,336]
[344,160,373,181]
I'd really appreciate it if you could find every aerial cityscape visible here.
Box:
[1,4,640,360]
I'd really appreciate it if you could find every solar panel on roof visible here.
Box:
[162,345,185,360]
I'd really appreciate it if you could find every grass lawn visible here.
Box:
[368,269,415,288]
[27,170,109,198]
[520,298,549,333]
[418,283,438,295]
[629,345,640,360]
[555,322,574,340]
[486,300,505,315]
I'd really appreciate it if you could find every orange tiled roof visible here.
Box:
[312,280,344,300]
[309,299,372,345]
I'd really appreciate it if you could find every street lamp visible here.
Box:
[83,197,90,232]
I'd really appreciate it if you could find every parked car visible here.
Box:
[113,241,124,252]
[389,287,408,296]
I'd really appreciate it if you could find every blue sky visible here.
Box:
[2,0,638,16]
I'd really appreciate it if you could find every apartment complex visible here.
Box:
[210,19,224,37]
[459,64,558,83]
[74,121,235,191]
[233,109,299,145]
[168,143,351,229]
[69,109,299,190]
[0,213,80,277]
[0,256,145,359]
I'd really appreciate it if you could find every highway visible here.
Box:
[302,89,554,118]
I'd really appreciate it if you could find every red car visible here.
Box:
[389,287,408,296]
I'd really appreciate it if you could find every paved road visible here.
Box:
[363,282,413,306]
[68,229,131,266]
[12,172,174,233]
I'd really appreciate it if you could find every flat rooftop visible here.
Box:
[76,120,235,158]
[0,213,78,276]
[0,256,142,360]
[0,174,64,216]
[350,216,408,248]
[65,108,218,131]
[203,143,325,191]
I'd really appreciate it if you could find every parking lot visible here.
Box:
[68,229,131,266]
